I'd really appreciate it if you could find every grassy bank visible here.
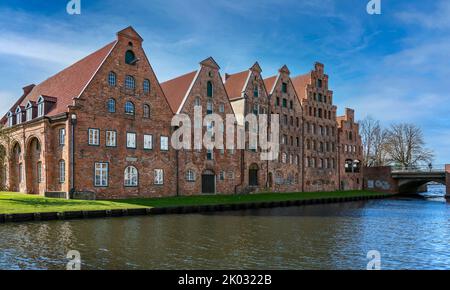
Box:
[0,191,386,215]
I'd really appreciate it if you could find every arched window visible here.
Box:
[125,101,135,115]
[125,50,136,65]
[207,81,213,97]
[186,170,196,182]
[124,166,138,187]
[143,79,150,93]
[37,96,45,117]
[143,104,150,118]
[125,75,135,90]
[108,71,116,86]
[59,160,65,183]
[107,98,116,113]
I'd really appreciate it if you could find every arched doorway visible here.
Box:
[0,144,6,190]
[26,137,42,195]
[249,163,259,187]
[10,142,21,192]
[201,170,216,194]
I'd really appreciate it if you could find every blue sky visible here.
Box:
[0,0,449,162]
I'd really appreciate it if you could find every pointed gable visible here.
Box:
[117,26,144,43]
[200,57,220,70]
[160,71,198,113]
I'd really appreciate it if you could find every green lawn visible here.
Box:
[0,191,386,215]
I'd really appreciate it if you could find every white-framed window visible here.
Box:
[59,160,66,183]
[59,128,66,146]
[219,103,225,113]
[7,112,14,127]
[95,163,108,187]
[37,162,42,183]
[88,129,100,145]
[124,166,138,187]
[106,131,117,147]
[143,79,150,93]
[154,169,164,185]
[125,75,135,90]
[16,107,23,124]
[127,132,137,149]
[219,171,225,181]
[160,136,169,151]
[37,96,44,117]
[143,104,150,118]
[108,71,116,86]
[26,106,33,121]
[144,134,153,150]
[186,169,195,182]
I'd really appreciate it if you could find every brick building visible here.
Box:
[264,66,303,192]
[292,63,338,192]
[0,27,364,199]
[161,57,242,195]
[225,62,269,192]
[337,108,363,190]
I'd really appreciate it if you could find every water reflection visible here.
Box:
[0,188,449,270]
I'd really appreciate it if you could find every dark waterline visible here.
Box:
[0,186,449,270]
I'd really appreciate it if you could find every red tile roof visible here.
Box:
[263,76,277,94]
[3,41,116,121]
[160,71,198,113]
[292,73,312,101]
[224,70,250,101]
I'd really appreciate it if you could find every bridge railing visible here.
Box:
[391,164,446,173]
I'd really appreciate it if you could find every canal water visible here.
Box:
[0,186,449,270]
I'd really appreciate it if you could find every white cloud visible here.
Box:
[396,1,450,29]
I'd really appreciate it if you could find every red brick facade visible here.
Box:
[293,63,338,192]
[0,27,364,199]
[337,108,363,190]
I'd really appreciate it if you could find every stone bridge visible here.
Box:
[363,165,450,198]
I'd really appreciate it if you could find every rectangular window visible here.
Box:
[127,133,137,149]
[59,161,66,183]
[154,169,164,185]
[88,129,100,146]
[37,103,44,117]
[282,82,288,93]
[207,101,213,115]
[26,109,33,121]
[94,163,108,187]
[144,134,153,150]
[282,99,287,108]
[59,128,66,146]
[160,136,169,151]
[219,103,225,113]
[207,149,214,160]
[106,131,117,147]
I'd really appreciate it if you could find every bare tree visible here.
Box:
[360,116,388,167]
[384,123,434,168]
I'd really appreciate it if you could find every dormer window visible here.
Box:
[37,96,45,117]
[15,107,22,125]
[125,50,136,65]
[26,102,33,121]
[7,112,14,127]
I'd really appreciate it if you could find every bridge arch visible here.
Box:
[397,179,446,194]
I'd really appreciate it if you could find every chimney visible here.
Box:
[22,84,36,96]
